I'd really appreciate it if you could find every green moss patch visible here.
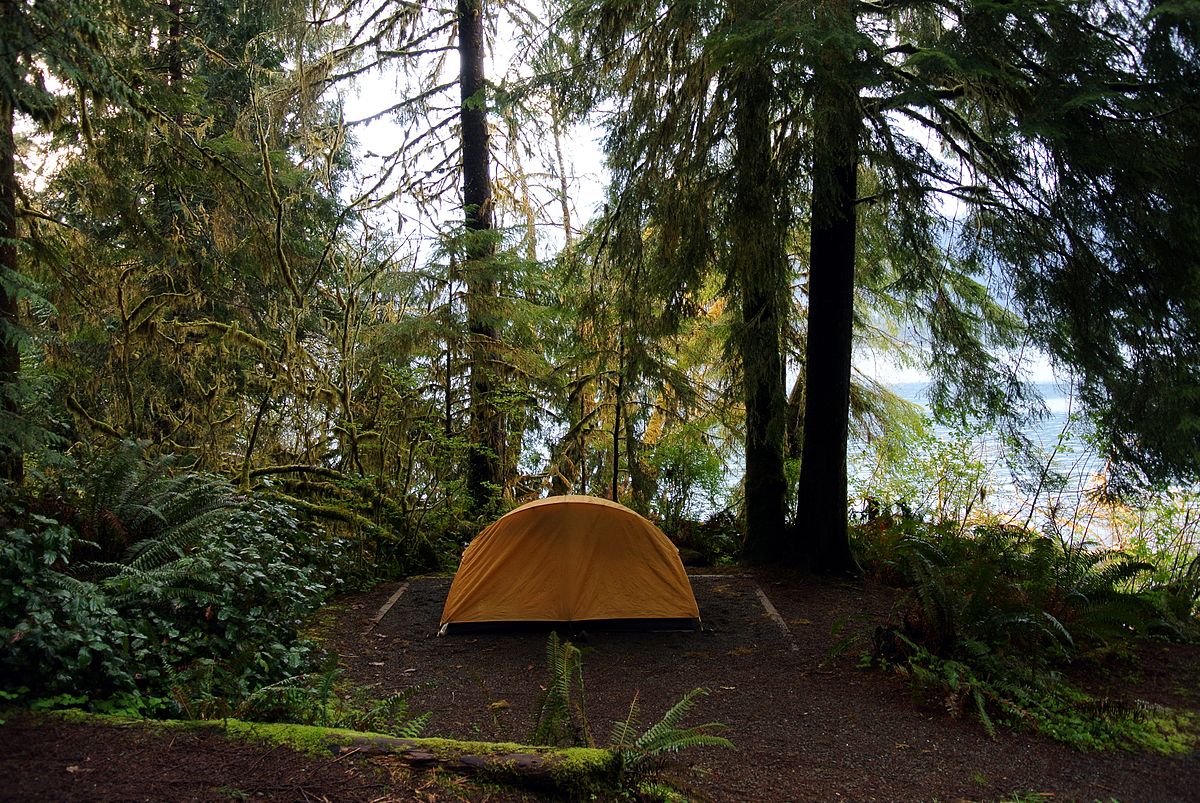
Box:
[47,711,618,799]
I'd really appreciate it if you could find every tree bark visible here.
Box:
[611,336,623,500]
[731,51,788,563]
[795,0,860,574]
[0,52,23,485]
[459,0,503,515]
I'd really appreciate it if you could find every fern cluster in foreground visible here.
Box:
[529,631,733,794]
[858,519,1198,750]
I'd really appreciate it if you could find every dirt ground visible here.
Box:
[2,570,1198,801]
[326,571,1200,802]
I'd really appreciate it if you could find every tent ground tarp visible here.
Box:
[439,496,700,632]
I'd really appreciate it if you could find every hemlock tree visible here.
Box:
[562,0,1200,570]
[560,1,795,560]
[729,1,791,562]
[459,0,505,516]
[331,0,570,516]
[795,0,861,572]
[0,0,144,483]
[792,0,1200,562]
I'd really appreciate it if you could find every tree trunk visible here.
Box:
[459,0,503,516]
[611,335,623,501]
[0,61,23,485]
[625,395,654,515]
[795,0,860,574]
[167,0,183,91]
[731,52,788,563]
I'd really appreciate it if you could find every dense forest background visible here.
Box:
[2,0,1199,741]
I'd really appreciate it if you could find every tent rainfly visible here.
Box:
[439,495,700,634]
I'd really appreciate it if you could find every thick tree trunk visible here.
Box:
[731,56,789,563]
[0,71,23,485]
[459,0,503,516]
[795,0,860,574]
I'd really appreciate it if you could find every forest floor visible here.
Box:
[3,570,1198,801]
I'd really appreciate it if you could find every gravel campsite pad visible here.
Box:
[325,571,1200,802]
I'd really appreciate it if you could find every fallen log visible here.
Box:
[218,721,620,799]
[48,711,619,799]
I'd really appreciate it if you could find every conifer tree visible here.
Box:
[560,0,1200,569]
[459,0,505,516]
[0,0,144,483]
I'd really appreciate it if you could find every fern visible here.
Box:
[391,710,431,738]
[70,442,236,572]
[240,667,430,737]
[530,632,591,747]
[613,688,734,774]
[609,691,641,754]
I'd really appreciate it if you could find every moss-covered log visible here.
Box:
[327,733,617,794]
[51,712,618,799]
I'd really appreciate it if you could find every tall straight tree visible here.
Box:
[458,0,504,515]
[0,14,19,484]
[560,1,795,559]
[794,0,862,573]
[730,9,789,562]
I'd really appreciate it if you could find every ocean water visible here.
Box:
[888,380,1099,463]
[854,381,1110,530]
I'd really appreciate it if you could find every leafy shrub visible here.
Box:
[849,421,992,526]
[668,510,740,566]
[646,423,730,534]
[0,443,352,715]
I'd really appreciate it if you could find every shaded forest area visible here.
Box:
[2,0,1200,799]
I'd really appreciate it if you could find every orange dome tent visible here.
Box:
[439,495,700,633]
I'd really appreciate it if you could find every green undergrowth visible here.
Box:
[854,517,1200,752]
[1029,690,1195,753]
[869,642,1196,753]
[531,632,733,800]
